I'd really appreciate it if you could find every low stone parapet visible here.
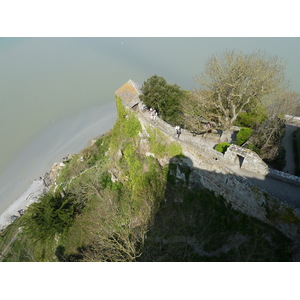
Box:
[268,168,300,187]
[224,144,269,175]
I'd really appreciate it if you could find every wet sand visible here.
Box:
[0,102,116,228]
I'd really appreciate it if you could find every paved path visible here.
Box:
[229,166,300,208]
[282,125,297,175]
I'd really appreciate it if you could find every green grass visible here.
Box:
[147,126,182,158]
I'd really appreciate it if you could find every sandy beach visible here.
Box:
[0,102,116,230]
[0,177,49,230]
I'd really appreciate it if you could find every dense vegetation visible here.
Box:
[0,97,293,262]
[176,51,299,167]
[234,127,254,146]
[137,50,300,170]
[140,75,185,126]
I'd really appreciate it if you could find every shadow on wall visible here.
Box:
[138,155,297,262]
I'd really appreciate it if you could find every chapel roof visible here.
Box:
[114,79,142,107]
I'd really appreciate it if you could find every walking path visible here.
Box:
[230,166,300,208]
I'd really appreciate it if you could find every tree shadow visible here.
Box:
[55,245,85,262]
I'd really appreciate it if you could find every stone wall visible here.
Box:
[223,144,269,175]
[136,110,300,242]
[178,140,300,241]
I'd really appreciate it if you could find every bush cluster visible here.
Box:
[214,142,230,154]
[140,75,185,126]
[235,127,254,146]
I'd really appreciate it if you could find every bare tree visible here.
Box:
[247,117,285,161]
[184,51,287,134]
[263,91,300,118]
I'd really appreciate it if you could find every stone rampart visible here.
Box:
[268,168,300,187]
[136,108,300,243]
[140,110,269,174]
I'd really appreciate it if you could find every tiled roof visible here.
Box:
[115,79,142,107]
[130,80,142,94]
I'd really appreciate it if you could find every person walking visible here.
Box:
[175,125,181,139]
[150,108,154,121]
[153,110,158,122]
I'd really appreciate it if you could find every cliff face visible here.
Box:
[0,98,297,262]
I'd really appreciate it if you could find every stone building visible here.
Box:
[114,79,142,110]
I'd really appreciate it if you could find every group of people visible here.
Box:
[148,107,181,139]
[149,108,158,121]
[145,106,214,140]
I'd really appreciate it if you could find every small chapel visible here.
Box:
[114,79,143,111]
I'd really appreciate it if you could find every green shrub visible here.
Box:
[235,106,268,128]
[23,192,78,241]
[214,142,230,154]
[235,127,254,146]
[140,75,185,126]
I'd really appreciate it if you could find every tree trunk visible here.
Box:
[220,128,235,143]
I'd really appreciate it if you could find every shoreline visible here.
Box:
[0,173,51,231]
[0,134,108,231]
[0,103,117,231]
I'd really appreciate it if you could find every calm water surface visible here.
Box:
[1,37,300,214]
